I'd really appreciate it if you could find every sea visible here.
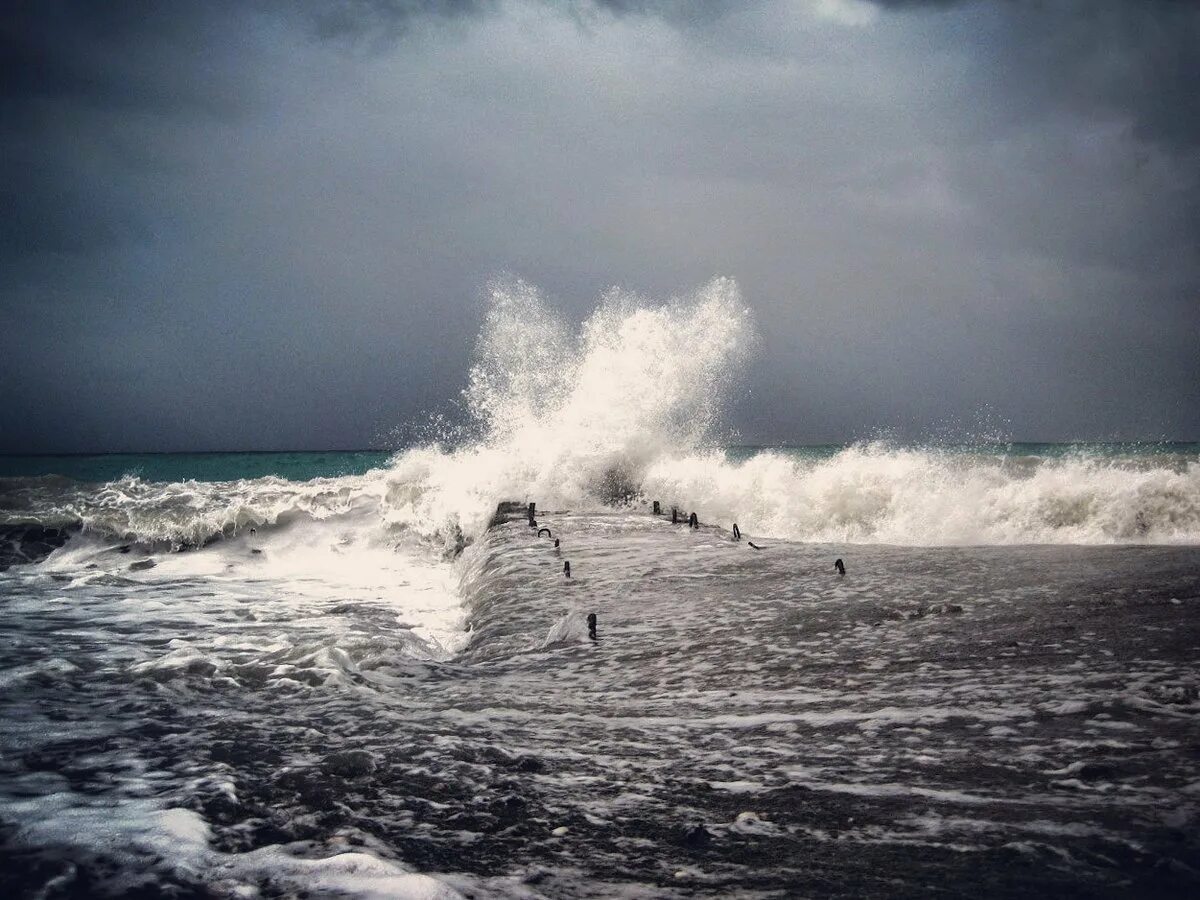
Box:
[2,281,1199,898]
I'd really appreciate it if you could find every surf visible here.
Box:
[3,277,1199,578]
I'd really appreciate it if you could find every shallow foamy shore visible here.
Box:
[3,509,1199,898]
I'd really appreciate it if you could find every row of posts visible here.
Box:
[525,500,846,642]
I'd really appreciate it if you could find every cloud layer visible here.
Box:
[2,0,1197,450]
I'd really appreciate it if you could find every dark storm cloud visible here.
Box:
[1,0,1197,451]
[0,0,490,259]
[304,0,490,39]
[1,2,222,108]
[879,0,1200,153]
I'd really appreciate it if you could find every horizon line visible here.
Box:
[3,439,1199,458]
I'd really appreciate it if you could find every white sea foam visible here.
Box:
[5,277,1198,656]
[0,789,462,899]
[641,442,1200,545]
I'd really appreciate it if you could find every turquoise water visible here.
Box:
[0,451,393,483]
[2,443,1197,484]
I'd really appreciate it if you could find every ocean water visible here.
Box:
[2,279,1199,898]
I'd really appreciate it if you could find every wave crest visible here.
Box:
[4,278,1198,549]
[642,443,1200,545]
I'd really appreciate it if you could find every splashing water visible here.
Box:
[398,276,756,535]
[384,275,1199,547]
[642,442,1200,545]
[3,278,1200,899]
[4,278,1199,550]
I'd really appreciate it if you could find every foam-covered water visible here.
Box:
[2,278,1199,897]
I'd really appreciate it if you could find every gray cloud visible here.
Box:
[0,0,499,257]
[1,0,1197,451]
[962,1,1200,154]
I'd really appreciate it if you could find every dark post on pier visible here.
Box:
[671,507,678,524]
[528,502,536,526]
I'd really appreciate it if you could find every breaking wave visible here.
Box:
[3,276,1199,551]
[643,442,1200,545]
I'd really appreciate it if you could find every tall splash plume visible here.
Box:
[383,280,1200,547]
[381,276,756,538]
[0,279,754,554]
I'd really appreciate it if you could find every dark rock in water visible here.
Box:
[680,823,712,848]
[129,559,156,571]
[320,749,378,778]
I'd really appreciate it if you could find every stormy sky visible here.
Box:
[3,0,1198,452]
